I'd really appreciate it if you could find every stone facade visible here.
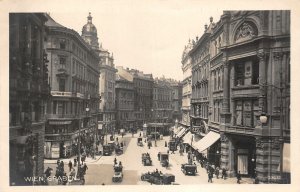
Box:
[44,14,100,159]
[9,13,50,185]
[115,69,135,132]
[184,11,290,183]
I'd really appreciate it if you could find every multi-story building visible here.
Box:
[125,68,154,130]
[98,46,117,135]
[185,11,290,184]
[218,11,290,183]
[190,18,214,136]
[9,13,50,185]
[180,40,193,130]
[44,14,100,159]
[115,67,135,133]
[170,80,183,122]
[153,78,173,120]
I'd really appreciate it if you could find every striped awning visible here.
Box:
[176,128,187,138]
[183,131,193,144]
[192,131,220,152]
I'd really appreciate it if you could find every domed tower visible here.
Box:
[82,12,100,51]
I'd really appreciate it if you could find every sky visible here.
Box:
[49,2,224,81]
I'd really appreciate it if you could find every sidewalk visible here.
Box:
[44,155,102,164]
[154,136,255,184]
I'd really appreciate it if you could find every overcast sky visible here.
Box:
[49,2,223,81]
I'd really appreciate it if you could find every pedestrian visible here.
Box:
[165,141,167,147]
[62,172,68,185]
[215,167,220,179]
[74,158,77,167]
[114,158,117,165]
[221,168,227,180]
[194,162,198,173]
[44,167,52,178]
[68,160,73,172]
[57,159,60,166]
[82,163,88,175]
[116,137,118,142]
[208,171,213,183]
[237,171,241,184]
[120,142,123,148]
[158,152,161,161]
[139,132,142,137]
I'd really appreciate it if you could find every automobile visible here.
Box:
[112,165,123,182]
[159,152,169,167]
[137,137,143,147]
[168,140,177,151]
[103,145,112,156]
[141,153,152,166]
[140,171,175,185]
[115,145,123,155]
[181,163,197,176]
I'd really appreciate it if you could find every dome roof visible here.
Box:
[82,12,97,34]
[81,12,100,50]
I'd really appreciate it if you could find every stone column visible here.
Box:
[257,50,267,114]
[222,60,230,113]
[220,133,235,176]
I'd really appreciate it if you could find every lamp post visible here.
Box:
[151,108,157,147]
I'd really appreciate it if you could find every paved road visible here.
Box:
[44,132,254,185]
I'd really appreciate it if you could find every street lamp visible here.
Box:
[259,73,285,183]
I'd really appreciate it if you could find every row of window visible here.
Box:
[192,64,209,85]
[192,83,208,99]
[212,67,223,91]
[51,100,97,115]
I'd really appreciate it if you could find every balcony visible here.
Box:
[223,125,255,136]
[51,91,72,97]
[231,85,260,98]
[47,114,77,119]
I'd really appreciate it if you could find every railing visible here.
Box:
[47,114,77,119]
[51,91,72,97]
[225,125,255,135]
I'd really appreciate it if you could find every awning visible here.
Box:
[176,128,186,138]
[192,131,220,152]
[16,136,29,144]
[49,120,72,125]
[278,143,290,173]
[183,131,193,144]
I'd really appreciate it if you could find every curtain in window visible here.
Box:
[237,155,248,174]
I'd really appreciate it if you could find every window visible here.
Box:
[235,60,259,86]
[59,79,65,91]
[235,100,259,127]
[60,39,66,49]
[59,57,66,69]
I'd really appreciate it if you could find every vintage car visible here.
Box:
[181,163,197,176]
[112,165,123,182]
[141,171,175,185]
[159,152,169,167]
[168,140,177,151]
[115,145,123,155]
[137,137,143,146]
[141,153,152,166]
[103,144,112,156]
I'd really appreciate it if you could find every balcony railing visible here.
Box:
[51,91,72,97]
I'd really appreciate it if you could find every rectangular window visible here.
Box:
[235,100,258,127]
[59,57,66,69]
[53,101,57,114]
[59,79,65,92]
[235,60,259,86]
[60,39,66,49]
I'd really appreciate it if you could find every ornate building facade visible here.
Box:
[183,11,290,183]
[44,14,100,159]
[9,13,50,185]
[180,40,193,130]
[219,11,290,183]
